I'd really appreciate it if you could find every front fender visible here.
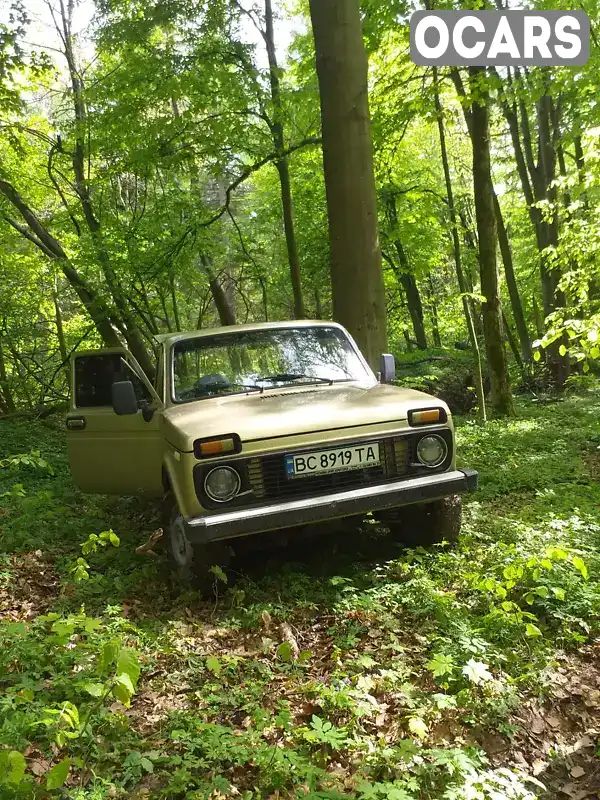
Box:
[162,448,203,519]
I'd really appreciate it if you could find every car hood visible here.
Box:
[161,382,448,452]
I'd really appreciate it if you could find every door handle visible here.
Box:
[66,416,86,430]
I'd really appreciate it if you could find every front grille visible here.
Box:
[249,436,411,502]
[194,430,453,509]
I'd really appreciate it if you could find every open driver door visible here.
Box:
[66,348,163,495]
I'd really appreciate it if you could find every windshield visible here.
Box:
[171,326,371,403]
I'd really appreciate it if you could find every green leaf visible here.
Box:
[547,547,568,561]
[525,623,542,638]
[82,683,104,698]
[534,586,549,598]
[100,640,120,671]
[426,652,455,678]
[572,556,589,579]
[559,344,567,356]
[113,673,135,706]
[3,622,27,636]
[462,659,493,685]
[109,531,120,547]
[0,751,26,785]
[117,648,140,688]
[408,717,428,739]
[533,350,541,361]
[206,656,221,675]
[46,758,70,789]
[551,587,566,600]
[140,757,154,773]
[277,641,292,662]
[83,617,102,633]
[209,564,228,583]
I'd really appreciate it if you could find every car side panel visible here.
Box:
[68,408,163,495]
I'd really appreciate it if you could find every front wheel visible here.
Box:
[379,495,462,547]
[163,494,232,596]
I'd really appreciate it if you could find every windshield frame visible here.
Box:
[168,324,374,405]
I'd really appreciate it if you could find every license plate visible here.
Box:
[285,442,380,478]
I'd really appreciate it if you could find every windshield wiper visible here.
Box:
[196,381,263,395]
[257,373,334,386]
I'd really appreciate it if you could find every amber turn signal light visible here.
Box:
[408,408,447,426]
[193,434,242,459]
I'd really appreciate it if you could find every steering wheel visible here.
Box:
[194,373,231,392]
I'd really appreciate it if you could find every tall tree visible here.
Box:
[308,0,387,370]
[468,68,514,416]
[263,0,305,319]
[450,68,530,365]
[433,69,486,422]
[493,67,569,386]
[384,192,427,350]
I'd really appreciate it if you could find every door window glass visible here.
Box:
[74,354,151,408]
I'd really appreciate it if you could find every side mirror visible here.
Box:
[111,380,138,415]
[380,353,396,384]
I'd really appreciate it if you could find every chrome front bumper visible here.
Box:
[185,468,478,544]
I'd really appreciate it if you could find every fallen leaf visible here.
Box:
[531,715,546,735]
[261,610,272,631]
[570,766,586,779]
[30,758,50,776]
[532,759,547,776]
[546,714,562,729]
[573,735,594,751]
[278,623,299,660]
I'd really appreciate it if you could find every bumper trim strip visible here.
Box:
[185,468,478,544]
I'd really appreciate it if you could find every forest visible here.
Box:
[1,0,600,798]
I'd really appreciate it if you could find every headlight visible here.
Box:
[416,435,447,467]
[204,466,241,502]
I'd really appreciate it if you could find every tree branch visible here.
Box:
[1,214,57,259]
[199,136,322,228]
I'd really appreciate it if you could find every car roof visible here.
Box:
[153,320,345,346]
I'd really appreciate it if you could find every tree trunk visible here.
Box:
[532,295,544,338]
[537,93,569,389]
[386,194,427,349]
[492,192,532,362]
[427,275,442,348]
[574,134,587,197]
[169,269,182,331]
[308,0,387,370]
[264,0,305,319]
[314,287,323,319]
[434,67,486,422]
[0,180,122,349]
[52,281,70,386]
[59,0,156,380]
[469,67,514,417]
[0,340,16,413]
[502,310,523,368]
[398,271,427,350]
[495,67,568,389]
[200,255,236,326]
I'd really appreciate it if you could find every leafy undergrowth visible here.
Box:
[1,390,600,799]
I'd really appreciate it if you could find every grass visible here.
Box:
[1,387,600,798]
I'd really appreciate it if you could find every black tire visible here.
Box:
[379,495,462,547]
[162,493,232,597]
